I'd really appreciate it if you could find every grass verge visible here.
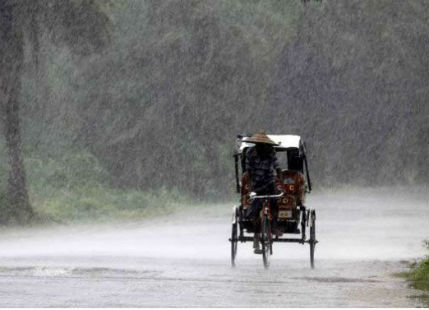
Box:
[30,185,197,225]
[398,240,429,292]
[1,150,199,225]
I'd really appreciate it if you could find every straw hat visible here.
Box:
[244,130,278,145]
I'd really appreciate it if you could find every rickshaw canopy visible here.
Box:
[239,134,302,152]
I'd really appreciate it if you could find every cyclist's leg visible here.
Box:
[246,197,262,219]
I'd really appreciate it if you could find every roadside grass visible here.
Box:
[407,260,429,291]
[30,185,196,225]
[398,240,429,293]
[0,150,199,225]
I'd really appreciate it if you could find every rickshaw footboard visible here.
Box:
[229,236,316,244]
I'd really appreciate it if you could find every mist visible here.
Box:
[0,186,427,260]
[0,187,428,307]
[0,0,428,307]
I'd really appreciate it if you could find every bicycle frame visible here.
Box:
[249,192,284,231]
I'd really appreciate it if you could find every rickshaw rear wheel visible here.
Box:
[231,222,238,267]
[309,210,316,269]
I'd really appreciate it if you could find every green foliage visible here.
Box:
[22,150,191,223]
[407,260,429,291]
[60,0,304,198]
[402,240,429,291]
[26,151,108,191]
[15,0,429,203]
[32,184,189,223]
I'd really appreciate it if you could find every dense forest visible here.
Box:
[0,0,428,223]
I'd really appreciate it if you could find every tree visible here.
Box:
[0,0,112,224]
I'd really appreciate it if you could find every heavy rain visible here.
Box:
[0,0,428,307]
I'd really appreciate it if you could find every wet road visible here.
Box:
[0,187,428,307]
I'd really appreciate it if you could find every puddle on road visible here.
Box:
[299,276,380,283]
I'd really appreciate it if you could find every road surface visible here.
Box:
[0,187,428,307]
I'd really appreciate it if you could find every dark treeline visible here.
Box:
[1,0,428,222]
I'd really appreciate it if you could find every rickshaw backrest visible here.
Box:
[240,170,306,207]
[282,170,306,205]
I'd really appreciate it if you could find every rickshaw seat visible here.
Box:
[282,170,306,204]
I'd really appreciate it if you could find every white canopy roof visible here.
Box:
[239,134,301,152]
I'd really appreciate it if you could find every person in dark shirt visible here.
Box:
[244,130,282,253]
[245,144,280,195]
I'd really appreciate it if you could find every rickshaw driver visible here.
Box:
[244,130,282,253]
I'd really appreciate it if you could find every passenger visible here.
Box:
[244,130,282,253]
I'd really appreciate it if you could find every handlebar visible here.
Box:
[249,192,284,200]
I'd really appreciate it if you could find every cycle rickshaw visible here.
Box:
[230,134,317,268]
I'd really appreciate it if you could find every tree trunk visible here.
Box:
[0,1,33,224]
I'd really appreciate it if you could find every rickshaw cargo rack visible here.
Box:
[229,134,318,269]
